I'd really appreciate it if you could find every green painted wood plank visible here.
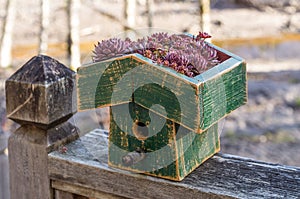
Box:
[176,123,220,179]
[201,61,247,130]
[108,103,220,181]
[195,57,242,82]
[77,43,247,133]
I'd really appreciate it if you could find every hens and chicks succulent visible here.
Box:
[93,32,219,77]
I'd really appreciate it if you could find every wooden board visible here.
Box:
[48,129,300,199]
[53,181,127,199]
[108,103,220,181]
[197,58,247,130]
[77,43,247,133]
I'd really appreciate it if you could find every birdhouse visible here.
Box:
[77,41,246,181]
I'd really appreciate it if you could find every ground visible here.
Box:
[0,0,300,167]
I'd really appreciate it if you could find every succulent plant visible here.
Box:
[92,38,131,62]
[93,32,219,77]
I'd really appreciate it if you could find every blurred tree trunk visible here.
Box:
[146,0,154,28]
[199,0,211,41]
[38,0,50,54]
[67,0,81,70]
[124,0,136,38]
[0,0,15,68]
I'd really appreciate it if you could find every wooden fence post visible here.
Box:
[0,132,9,199]
[5,55,78,199]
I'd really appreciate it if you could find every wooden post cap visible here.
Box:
[5,55,77,128]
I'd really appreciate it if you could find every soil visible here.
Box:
[1,0,300,167]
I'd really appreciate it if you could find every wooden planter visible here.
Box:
[77,42,247,181]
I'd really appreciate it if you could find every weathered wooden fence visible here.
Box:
[5,55,300,199]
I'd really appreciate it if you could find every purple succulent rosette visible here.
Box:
[93,38,131,62]
[93,32,219,77]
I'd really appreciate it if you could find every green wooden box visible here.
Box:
[109,102,220,181]
[77,42,247,181]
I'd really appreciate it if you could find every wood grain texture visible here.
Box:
[9,125,53,199]
[48,129,300,199]
[77,47,246,133]
[6,55,77,127]
[53,181,128,199]
[197,60,247,130]
[8,122,79,199]
[55,189,89,199]
[5,55,79,199]
[55,190,77,199]
[109,103,220,181]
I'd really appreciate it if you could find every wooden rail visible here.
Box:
[49,129,300,199]
[5,55,300,199]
